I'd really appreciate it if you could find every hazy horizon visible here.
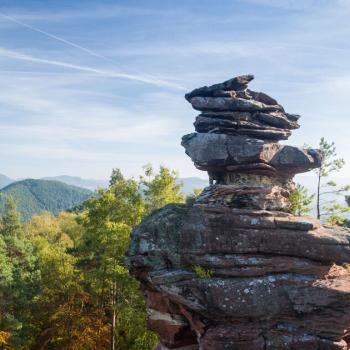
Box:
[1,0,350,180]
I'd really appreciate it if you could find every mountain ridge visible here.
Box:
[0,179,93,221]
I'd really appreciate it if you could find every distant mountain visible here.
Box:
[42,175,108,191]
[0,174,14,189]
[0,172,347,221]
[0,179,93,221]
[42,175,210,193]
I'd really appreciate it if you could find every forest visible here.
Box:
[0,139,349,350]
[0,165,191,350]
[0,179,93,222]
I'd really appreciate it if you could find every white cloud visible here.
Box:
[0,47,185,90]
[0,5,178,23]
[1,0,350,180]
[237,0,330,11]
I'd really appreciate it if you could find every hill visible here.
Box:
[42,175,210,193]
[0,179,93,221]
[0,174,14,189]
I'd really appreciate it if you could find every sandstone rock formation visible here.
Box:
[126,75,350,349]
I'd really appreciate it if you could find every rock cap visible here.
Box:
[185,74,254,101]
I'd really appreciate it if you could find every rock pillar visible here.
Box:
[127,75,350,349]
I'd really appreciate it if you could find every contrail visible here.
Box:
[0,47,185,89]
[0,12,115,62]
[0,12,185,89]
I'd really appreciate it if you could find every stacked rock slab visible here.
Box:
[127,75,350,349]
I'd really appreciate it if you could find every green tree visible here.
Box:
[141,164,185,213]
[0,196,39,349]
[24,212,80,348]
[76,169,157,350]
[289,184,315,216]
[23,212,113,350]
[313,138,350,221]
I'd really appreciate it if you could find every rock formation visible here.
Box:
[126,75,350,349]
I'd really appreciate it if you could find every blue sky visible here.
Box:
[1,0,350,180]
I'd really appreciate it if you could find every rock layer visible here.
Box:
[127,75,350,349]
[181,133,321,175]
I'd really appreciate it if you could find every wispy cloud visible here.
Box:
[0,47,185,89]
[238,0,331,11]
[0,12,114,61]
[0,5,178,23]
[0,119,178,145]
[1,0,350,179]
[0,142,116,162]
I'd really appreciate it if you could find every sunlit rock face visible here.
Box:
[126,75,350,350]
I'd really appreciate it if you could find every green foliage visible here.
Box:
[186,188,203,205]
[321,200,350,226]
[317,137,345,177]
[342,196,350,228]
[26,212,79,296]
[76,169,157,349]
[289,184,315,216]
[0,197,40,349]
[312,138,350,221]
[23,211,124,350]
[192,265,214,279]
[141,164,185,213]
[0,179,92,222]
[0,165,189,349]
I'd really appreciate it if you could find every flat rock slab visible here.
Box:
[194,115,292,140]
[190,96,283,113]
[199,111,299,130]
[181,205,350,263]
[181,133,321,175]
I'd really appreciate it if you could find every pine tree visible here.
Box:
[0,196,39,348]
[289,184,315,216]
[314,138,350,221]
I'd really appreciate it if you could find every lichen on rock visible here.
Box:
[126,75,350,350]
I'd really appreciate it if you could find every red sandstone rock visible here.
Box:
[126,75,350,349]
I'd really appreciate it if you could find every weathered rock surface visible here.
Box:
[181,133,321,175]
[185,75,254,101]
[190,96,283,113]
[127,75,350,349]
[128,205,350,349]
[194,115,293,140]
